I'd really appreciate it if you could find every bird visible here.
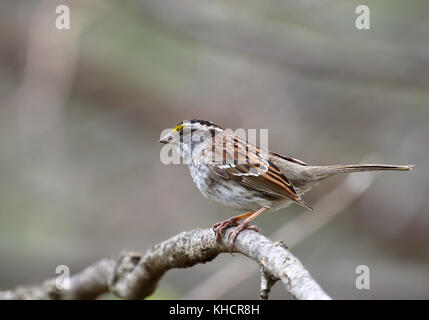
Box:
[159,119,413,250]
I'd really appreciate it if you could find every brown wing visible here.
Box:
[204,132,312,209]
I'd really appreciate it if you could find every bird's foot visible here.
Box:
[228,223,260,252]
[213,218,239,243]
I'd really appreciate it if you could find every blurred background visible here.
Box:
[0,0,428,299]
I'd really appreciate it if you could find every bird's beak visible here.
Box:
[160,132,173,144]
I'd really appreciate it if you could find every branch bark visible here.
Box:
[0,228,331,300]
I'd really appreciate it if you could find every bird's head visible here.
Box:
[160,119,223,157]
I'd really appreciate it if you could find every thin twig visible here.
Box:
[259,265,277,300]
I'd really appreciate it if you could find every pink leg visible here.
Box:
[228,207,269,251]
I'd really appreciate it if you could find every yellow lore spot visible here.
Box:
[173,124,184,132]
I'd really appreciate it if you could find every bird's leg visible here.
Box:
[213,211,254,242]
[229,207,269,251]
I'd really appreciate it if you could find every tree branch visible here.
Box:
[0,228,331,300]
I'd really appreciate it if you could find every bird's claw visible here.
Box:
[213,218,238,243]
[213,219,261,252]
[228,224,260,252]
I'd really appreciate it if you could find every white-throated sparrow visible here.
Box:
[160,119,413,250]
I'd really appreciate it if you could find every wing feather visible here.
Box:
[203,133,311,209]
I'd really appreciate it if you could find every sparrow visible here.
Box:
[160,119,413,250]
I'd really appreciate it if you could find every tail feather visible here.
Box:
[309,164,413,177]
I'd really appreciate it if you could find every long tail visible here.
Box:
[308,164,413,178]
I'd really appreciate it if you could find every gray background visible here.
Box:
[0,0,428,299]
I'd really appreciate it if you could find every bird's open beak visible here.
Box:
[159,132,173,144]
